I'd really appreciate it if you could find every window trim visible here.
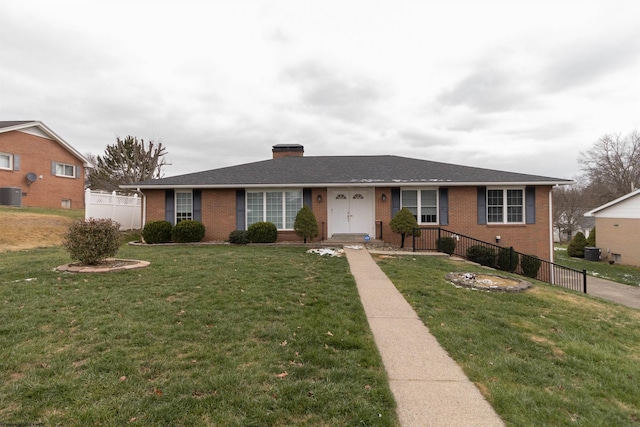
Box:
[175,190,193,223]
[246,188,303,230]
[400,188,439,225]
[486,187,524,224]
[54,161,76,178]
[0,153,12,170]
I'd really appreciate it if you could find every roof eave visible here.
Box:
[122,179,573,190]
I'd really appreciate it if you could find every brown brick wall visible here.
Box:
[0,130,85,209]
[594,217,640,267]
[143,185,553,259]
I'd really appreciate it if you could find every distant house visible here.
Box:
[0,121,92,209]
[122,144,571,261]
[585,189,640,266]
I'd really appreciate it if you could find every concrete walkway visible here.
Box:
[344,247,505,427]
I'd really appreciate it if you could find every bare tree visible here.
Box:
[553,183,591,242]
[88,136,168,192]
[578,130,640,200]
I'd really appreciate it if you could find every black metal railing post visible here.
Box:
[583,269,587,294]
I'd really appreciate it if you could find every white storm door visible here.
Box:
[328,189,374,236]
[330,192,351,234]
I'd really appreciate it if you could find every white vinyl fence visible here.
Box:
[85,189,142,230]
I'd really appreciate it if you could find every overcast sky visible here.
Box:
[1,0,638,180]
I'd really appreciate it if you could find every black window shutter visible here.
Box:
[236,190,246,230]
[439,188,449,225]
[477,187,487,225]
[193,190,202,221]
[13,155,20,171]
[391,188,400,217]
[525,187,536,224]
[303,188,312,208]
[165,190,175,225]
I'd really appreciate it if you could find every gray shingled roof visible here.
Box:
[124,155,570,188]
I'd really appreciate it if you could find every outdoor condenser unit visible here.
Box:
[0,187,22,206]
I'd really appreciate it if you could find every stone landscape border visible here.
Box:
[56,258,150,273]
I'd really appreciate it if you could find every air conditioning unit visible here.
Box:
[0,187,22,206]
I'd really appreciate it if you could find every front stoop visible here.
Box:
[322,233,383,246]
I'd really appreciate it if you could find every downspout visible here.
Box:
[549,188,555,284]
[138,188,146,230]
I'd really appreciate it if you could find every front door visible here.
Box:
[328,188,374,236]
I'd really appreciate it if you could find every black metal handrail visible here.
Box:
[412,227,587,293]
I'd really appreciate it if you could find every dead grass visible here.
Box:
[0,210,75,252]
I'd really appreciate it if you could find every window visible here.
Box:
[246,190,303,229]
[61,199,71,209]
[175,191,193,222]
[55,162,76,178]
[401,189,438,224]
[487,188,523,223]
[0,153,12,170]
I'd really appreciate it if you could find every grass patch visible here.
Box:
[375,254,640,427]
[554,244,640,287]
[0,245,397,426]
[0,205,85,219]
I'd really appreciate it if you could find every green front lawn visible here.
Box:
[0,245,397,426]
[554,244,640,287]
[376,254,640,426]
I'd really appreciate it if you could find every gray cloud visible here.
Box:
[281,61,386,123]
[540,29,640,92]
[436,66,531,113]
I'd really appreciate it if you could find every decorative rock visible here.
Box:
[445,272,532,292]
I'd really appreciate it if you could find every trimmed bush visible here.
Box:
[466,245,497,268]
[63,218,121,265]
[142,220,173,244]
[567,231,587,258]
[497,247,519,272]
[229,230,249,244]
[436,237,456,255]
[294,204,319,243]
[171,220,205,243]
[586,227,596,247]
[248,221,278,243]
[521,254,542,278]
[390,208,420,248]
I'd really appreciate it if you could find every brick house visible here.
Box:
[584,189,640,266]
[123,144,571,261]
[0,121,91,209]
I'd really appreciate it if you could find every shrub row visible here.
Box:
[142,220,205,244]
[466,244,541,278]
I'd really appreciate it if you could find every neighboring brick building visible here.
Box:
[124,144,571,262]
[0,121,91,209]
[585,189,640,267]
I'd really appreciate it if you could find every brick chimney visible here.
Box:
[272,144,304,159]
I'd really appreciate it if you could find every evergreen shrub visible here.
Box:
[467,245,497,268]
[171,220,205,243]
[142,220,173,244]
[248,221,278,243]
[294,204,319,243]
[63,218,121,265]
[497,247,519,272]
[521,254,542,278]
[567,232,587,258]
[436,237,456,255]
[586,227,596,247]
[229,230,249,244]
